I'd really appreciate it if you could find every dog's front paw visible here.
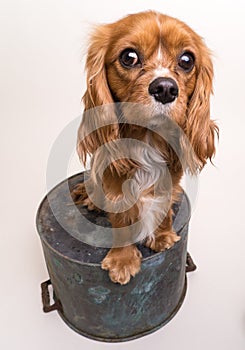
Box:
[101,246,142,285]
[145,231,180,252]
[71,183,98,211]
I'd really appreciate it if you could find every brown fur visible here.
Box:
[73,11,218,285]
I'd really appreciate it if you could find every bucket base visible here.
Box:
[56,277,187,342]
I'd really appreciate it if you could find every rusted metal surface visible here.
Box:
[36,172,196,342]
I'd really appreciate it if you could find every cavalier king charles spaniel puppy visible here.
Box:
[72,11,218,285]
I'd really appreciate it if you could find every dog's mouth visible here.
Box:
[111,101,174,129]
[150,100,175,117]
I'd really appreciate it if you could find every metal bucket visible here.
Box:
[36,172,196,342]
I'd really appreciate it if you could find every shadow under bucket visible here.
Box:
[36,172,196,342]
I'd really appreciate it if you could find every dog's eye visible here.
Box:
[119,49,141,68]
[178,52,195,72]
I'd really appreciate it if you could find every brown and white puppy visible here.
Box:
[73,11,218,285]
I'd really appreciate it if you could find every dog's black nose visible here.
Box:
[148,77,179,104]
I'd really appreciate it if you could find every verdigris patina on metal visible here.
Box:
[36,172,196,342]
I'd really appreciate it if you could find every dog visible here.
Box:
[72,11,218,285]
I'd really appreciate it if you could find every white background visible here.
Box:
[1,0,245,349]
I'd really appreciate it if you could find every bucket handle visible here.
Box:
[186,252,197,273]
[41,280,62,313]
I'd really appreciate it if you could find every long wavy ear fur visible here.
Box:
[186,45,219,171]
[77,24,119,165]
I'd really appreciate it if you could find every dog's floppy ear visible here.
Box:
[83,24,113,108]
[186,46,218,170]
[77,24,119,164]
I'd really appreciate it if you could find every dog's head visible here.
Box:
[79,11,218,170]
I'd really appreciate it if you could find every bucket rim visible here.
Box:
[36,172,191,267]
